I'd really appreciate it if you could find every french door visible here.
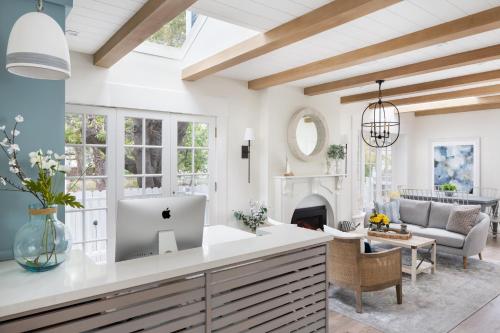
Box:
[117,111,216,224]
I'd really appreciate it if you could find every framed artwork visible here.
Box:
[431,138,480,193]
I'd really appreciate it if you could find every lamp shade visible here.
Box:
[6,12,71,80]
[243,128,255,141]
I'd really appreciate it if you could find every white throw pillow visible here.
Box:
[323,225,365,253]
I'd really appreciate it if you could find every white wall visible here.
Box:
[66,50,348,226]
[406,109,500,191]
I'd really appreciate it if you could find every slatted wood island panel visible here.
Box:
[0,225,331,333]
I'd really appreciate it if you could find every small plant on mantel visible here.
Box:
[326,144,345,174]
[0,115,86,272]
[234,201,268,233]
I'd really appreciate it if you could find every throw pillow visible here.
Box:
[446,205,481,235]
[374,200,401,223]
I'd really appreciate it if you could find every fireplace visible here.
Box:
[291,206,327,231]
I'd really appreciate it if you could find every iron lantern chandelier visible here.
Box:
[361,80,400,148]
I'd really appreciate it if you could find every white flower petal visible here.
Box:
[15,115,24,123]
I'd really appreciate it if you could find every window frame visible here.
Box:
[134,13,207,60]
[65,104,117,263]
[361,138,394,211]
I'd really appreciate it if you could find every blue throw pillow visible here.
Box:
[374,200,401,223]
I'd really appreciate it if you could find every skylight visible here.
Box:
[135,11,204,60]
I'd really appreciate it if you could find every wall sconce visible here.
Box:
[242,128,255,183]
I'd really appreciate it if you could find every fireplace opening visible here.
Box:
[291,206,327,231]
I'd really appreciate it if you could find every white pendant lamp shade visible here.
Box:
[6,11,71,80]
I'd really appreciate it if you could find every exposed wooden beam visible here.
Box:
[414,96,500,117]
[94,0,196,68]
[182,0,401,81]
[305,44,500,95]
[341,69,500,104]
[372,83,500,107]
[249,6,500,90]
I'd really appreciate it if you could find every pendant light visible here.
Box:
[6,0,71,80]
[361,80,400,148]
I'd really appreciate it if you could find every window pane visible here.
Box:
[194,175,209,196]
[125,117,142,145]
[65,179,83,207]
[177,149,192,174]
[86,147,106,176]
[84,210,107,242]
[65,114,83,144]
[194,123,208,147]
[177,122,192,147]
[65,146,83,177]
[145,177,162,195]
[84,179,107,209]
[125,147,142,175]
[65,211,83,244]
[177,175,193,193]
[125,177,142,196]
[84,210,107,264]
[86,115,107,144]
[148,11,188,48]
[145,148,162,174]
[194,149,208,174]
[146,119,162,146]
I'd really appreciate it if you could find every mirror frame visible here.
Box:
[287,108,329,161]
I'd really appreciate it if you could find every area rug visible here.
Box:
[329,247,500,333]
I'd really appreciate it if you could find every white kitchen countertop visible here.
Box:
[0,225,331,318]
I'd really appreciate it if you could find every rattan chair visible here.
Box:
[327,238,403,313]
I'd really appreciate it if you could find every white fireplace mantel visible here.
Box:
[272,174,345,226]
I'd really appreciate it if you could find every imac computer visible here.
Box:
[115,195,206,262]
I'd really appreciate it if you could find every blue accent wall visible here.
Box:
[0,0,72,261]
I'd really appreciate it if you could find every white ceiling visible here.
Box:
[66,0,500,99]
[66,0,148,54]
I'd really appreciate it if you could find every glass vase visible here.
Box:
[13,205,72,272]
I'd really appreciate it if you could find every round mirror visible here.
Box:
[296,116,318,156]
[288,108,329,161]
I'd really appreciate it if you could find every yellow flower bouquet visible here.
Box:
[369,212,390,231]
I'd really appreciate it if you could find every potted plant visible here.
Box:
[440,183,457,197]
[234,201,268,233]
[327,144,345,174]
[0,115,85,272]
[369,212,390,232]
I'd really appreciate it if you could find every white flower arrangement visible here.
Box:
[0,115,83,209]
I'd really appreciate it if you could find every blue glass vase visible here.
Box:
[13,205,72,272]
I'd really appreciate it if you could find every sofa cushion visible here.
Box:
[413,228,466,249]
[428,202,454,229]
[399,199,431,227]
[446,205,481,235]
[374,200,400,223]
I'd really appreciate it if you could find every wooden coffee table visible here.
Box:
[353,228,437,285]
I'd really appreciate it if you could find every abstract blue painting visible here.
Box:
[433,143,476,193]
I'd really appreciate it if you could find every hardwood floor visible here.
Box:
[328,234,500,332]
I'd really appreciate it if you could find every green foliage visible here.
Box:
[441,183,457,191]
[148,11,187,48]
[65,114,82,144]
[234,202,268,232]
[327,144,345,160]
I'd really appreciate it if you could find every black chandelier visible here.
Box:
[361,80,400,148]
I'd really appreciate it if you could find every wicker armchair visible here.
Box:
[327,238,403,313]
